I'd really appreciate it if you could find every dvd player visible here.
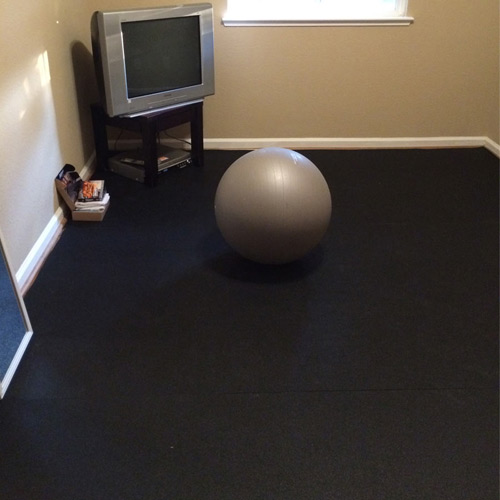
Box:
[108,146,192,183]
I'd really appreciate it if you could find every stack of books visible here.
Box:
[75,180,110,213]
[55,164,110,221]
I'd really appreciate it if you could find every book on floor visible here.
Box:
[77,180,105,202]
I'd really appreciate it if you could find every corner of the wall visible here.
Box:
[15,153,96,294]
[484,137,500,158]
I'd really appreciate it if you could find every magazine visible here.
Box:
[77,180,105,202]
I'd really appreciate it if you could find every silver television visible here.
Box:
[91,4,215,117]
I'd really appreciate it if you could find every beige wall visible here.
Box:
[1,0,498,274]
[1,0,98,272]
[207,0,499,140]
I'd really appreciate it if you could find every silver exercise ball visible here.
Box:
[214,147,332,264]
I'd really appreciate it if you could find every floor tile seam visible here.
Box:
[216,385,498,396]
[5,385,496,404]
[346,220,498,227]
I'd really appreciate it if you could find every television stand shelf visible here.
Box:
[91,101,205,186]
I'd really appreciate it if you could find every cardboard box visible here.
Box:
[71,202,109,221]
[55,165,109,222]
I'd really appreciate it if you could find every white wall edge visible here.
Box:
[204,136,498,153]
[15,153,96,292]
[0,330,33,399]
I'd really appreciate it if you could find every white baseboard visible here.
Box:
[15,154,96,293]
[204,136,500,156]
[16,209,66,293]
[114,135,500,158]
[0,330,33,398]
[484,137,500,157]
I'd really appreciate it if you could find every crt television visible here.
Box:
[91,3,215,117]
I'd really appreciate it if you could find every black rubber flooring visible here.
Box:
[1,148,498,499]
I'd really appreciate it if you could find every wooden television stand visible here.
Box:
[91,101,204,186]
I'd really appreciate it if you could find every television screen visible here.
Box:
[91,4,215,117]
[122,17,202,98]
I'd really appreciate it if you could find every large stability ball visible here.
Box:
[214,147,332,264]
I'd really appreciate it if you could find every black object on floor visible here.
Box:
[1,148,498,499]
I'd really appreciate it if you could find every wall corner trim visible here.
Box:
[484,137,500,157]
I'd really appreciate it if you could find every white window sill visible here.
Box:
[222,16,414,27]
